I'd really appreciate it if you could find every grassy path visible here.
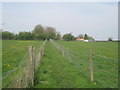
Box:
[33,41,97,88]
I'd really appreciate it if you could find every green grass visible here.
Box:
[2,40,119,88]
[57,41,118,59]
[33,41,118,88]
[2,40,43,73]
[56,41,118,88]
[33,42,99,88]
[2,40,43,88]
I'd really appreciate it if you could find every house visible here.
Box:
[76,38,85,41]
[76,38,89,42]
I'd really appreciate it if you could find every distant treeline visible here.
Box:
[1,25,61,40]
[1,24,95,41]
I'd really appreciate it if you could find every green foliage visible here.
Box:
[17,31,35,40]
[84,34,89,40]
[33,24,44,35]
[83,34,94,40]
[2,24,61,40]
[55,33,61,40]
[78,34,84,38]
[32,24,45,40]
[45,26,57,40]
[74,37,77,40]
[2,24,96,41]
[87,36,94,41]
[2,31,15,40]
[63,33,75,41]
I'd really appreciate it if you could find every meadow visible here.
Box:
[1,40,119,88]
[33,40,118,88]
[2,40,43,87]
[56,41,118,88]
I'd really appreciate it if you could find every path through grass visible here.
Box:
[33,41,98,88]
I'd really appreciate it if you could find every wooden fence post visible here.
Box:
[89,49,94,82]
[40,45,43,64]
[42,43,45,56]
[28,46,34,86]
[33,47,36,85]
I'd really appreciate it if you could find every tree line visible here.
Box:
[1,24,94,41]
[2,25,61,40]
[63,33,94,41]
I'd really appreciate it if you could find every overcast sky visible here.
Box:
[1,2,118,40]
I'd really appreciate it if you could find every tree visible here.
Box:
[84,34,89,40]
[32,24,45,40]
[17,31,35,40]
[108,37,113,42]
[78,34,84,38]
[63,33,75,41]
[2,31,15,40]
[87,36,94,41]
[83,34,94,40]
[55,32,62,40]
[32,24,45,35]
[45,26,57,40]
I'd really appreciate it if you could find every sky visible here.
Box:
[0,2,119,40]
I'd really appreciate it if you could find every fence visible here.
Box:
[50,39,118,88]
[1,39,47,88]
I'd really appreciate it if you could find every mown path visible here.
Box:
[33,42,96,88]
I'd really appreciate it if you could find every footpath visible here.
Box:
[33,42,95,88]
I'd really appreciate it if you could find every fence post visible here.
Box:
[40,45,43,64]
[42,43,45,56]
[67,48,72,63]
[28,46,34,86]
[89,49,94,82]
[33,47,36,85]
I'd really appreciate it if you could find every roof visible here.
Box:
[76,38,84,40]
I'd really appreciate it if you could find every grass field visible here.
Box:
[2,40,43,73]
[56,41,118,88]
[2,40,43,87]
[33,41,118,88]
[33,42,97,88]
[2,40,119,88]
[57,41,118,59]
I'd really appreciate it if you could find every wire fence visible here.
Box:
[0,52,28,79]
[2,39,47,88]
[50,39,118,88]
